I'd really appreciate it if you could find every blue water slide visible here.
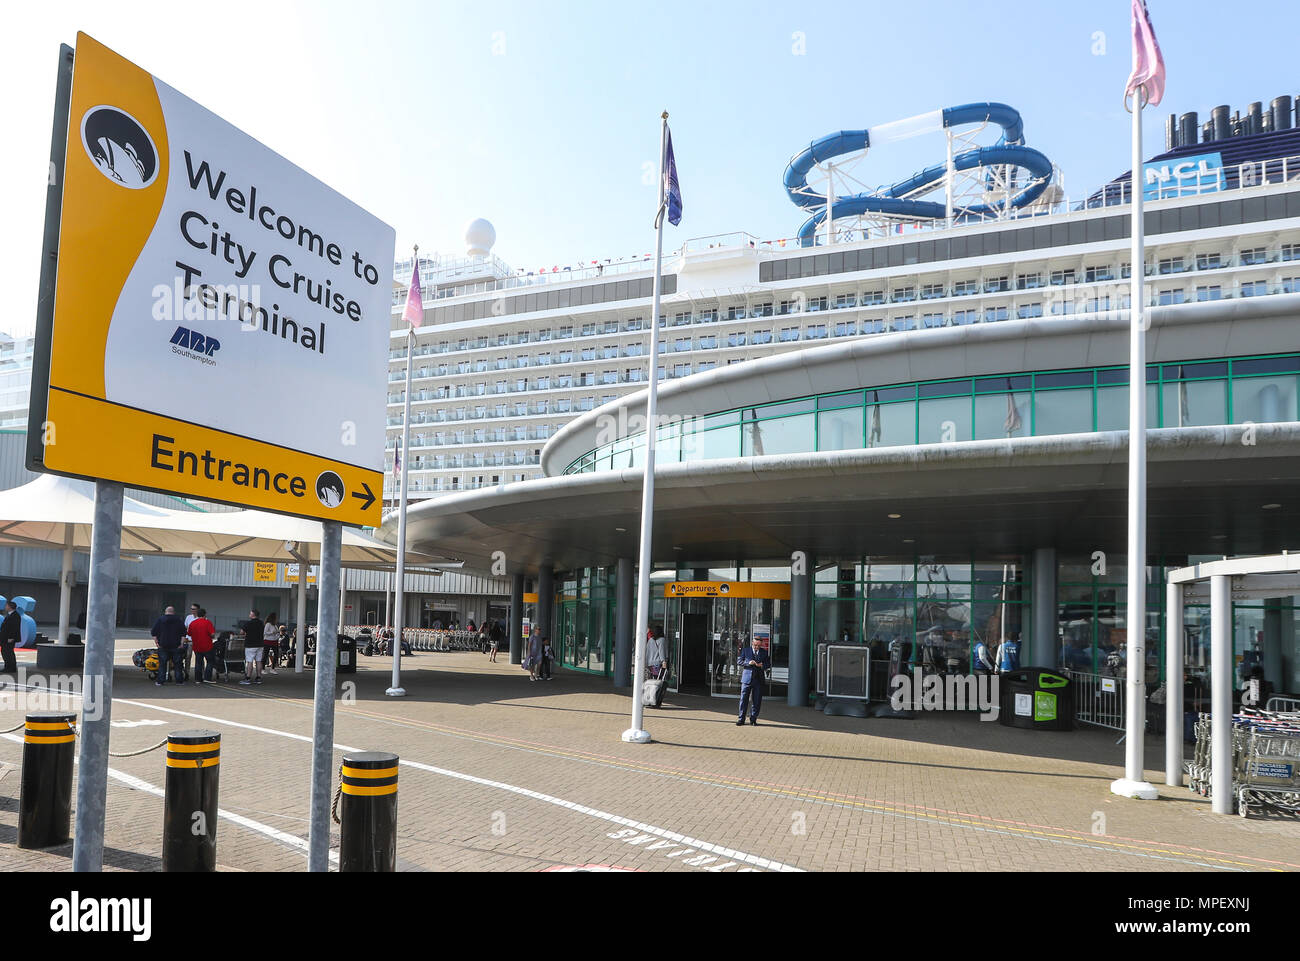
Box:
[783,102,1054,247]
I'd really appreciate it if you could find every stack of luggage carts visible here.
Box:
[1189,702,1300,818]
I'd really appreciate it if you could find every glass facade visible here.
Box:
[1058,558,1164,682]
[564,352,1300,474]
[535,558,1300,709]
[813,558,1028,697]
[556,568,614,674]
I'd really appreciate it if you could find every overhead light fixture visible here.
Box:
[672,546,684,551]
[888,513,901,519]
[615,527,626,532]
[902,538,915,544]
[1263,503,1282,510]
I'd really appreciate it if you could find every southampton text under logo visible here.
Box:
[170,326,220,365]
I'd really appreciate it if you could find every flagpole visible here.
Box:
[388,245,417,698]
[1113,79,1158,799]
[623,112,670,744]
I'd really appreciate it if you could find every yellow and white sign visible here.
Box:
[253,562,278,583]
[285,563,318,585]
[664,581,791,600]
[30,34,394,527]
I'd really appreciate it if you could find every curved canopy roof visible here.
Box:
[0,474,445,568]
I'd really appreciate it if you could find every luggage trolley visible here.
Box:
[1190,707,1300,816]
[1236,716,1300,818]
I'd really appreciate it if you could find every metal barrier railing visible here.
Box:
[341,626,495,655]
[1067,670,1126,732]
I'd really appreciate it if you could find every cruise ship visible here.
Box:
[381,94,1300,703]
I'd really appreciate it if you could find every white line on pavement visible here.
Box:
[0,684,795,871]
[107,697,798,872]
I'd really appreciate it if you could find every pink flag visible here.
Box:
[1125,0,1165,107]
[402,258,424,328]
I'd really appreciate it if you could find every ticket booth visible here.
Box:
[662,581,790,699]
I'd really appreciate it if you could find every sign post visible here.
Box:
[70,482,123,872]
[308,523,342,871]
[31,33,393,868]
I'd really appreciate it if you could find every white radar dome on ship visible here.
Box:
[465,218,497,258]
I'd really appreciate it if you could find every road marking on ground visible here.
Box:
[4,680,1285,872]
[100,696,797,872]
[198,683,1286,871]
[289,697,1281,871]
[0,731,337,869]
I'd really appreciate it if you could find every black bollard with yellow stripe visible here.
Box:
[163,730,220,871]
[339,751,398,871]
[18,712,76,848]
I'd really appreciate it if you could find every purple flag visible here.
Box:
[1126,0,1166,107]
[402,258,424,328]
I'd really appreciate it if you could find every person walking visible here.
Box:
[488,619,504,662]
[241,609,265,685]
[188,607,217,684]
[151,605,187,687]
[527,631,543,681]
[538,634,553,680]
[974,637,995,675]
[646,627,668,679]
[736,639,771,726]
[263,614,281,675]
[0,600,20,674]
[183,602,200,675]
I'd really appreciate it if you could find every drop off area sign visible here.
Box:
[29,32,394,527]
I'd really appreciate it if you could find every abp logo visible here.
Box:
[170,327,220,357]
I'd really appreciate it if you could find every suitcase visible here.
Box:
[641,671,667,708]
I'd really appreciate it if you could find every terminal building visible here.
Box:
[383,96,1300,708]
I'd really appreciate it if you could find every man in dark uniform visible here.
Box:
[150,605,187,686]
[736,639,771,726]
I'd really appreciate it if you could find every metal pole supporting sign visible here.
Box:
[71,480,124,872]
[308,521,343,871]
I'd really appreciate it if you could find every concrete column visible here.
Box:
[787,552,812,707]
[509,573,524,665]
[1210,574,1232,814]
[614,557,634,688]
[1032,548,1058,667]
[1165,581,1184,786]
[295,559,308,674]
[537,567,554,649]
[56,528,74,645]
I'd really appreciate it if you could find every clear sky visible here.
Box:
[5,0,1299,337]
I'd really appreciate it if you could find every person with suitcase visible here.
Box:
[641,627,669,708]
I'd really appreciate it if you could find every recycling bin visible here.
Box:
[337,633,357,674]
[998,667,1073,730]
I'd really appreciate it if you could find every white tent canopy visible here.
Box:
[0,474,448,566]
[0,474,188,555]
[0,474,453,645]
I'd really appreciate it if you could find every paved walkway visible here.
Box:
[0,640,1294,872]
